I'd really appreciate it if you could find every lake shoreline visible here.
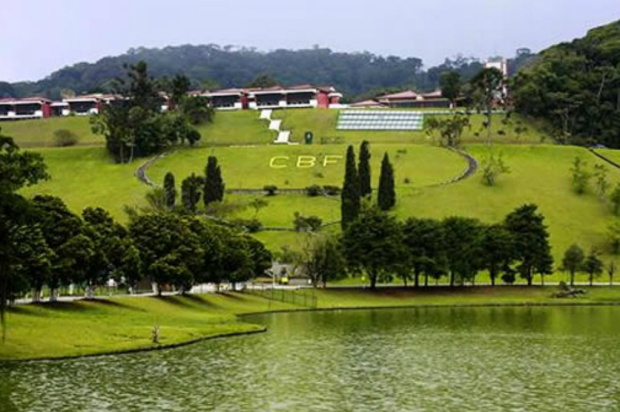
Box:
[5,286,620,363]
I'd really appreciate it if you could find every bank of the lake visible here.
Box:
[4,286,620,362]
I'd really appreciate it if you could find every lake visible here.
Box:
[1,306,620,411]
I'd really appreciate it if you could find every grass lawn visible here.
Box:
[273,108,551,145]
[1,117,103,148]
[4,286,620,361]
[194,110,275,146]
[20,147,147,221]
[148,143,466,189]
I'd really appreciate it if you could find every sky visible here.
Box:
[2,0,620,82]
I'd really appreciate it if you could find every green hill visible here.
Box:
[9,108,620,284]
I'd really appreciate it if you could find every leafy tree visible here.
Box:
[608,221,620,254]
[179,95,214,125]
[9,224,53,303]
[168,74,191,108]
[442,216,484,286]
[607,260,616,286]
[341,146,360,228]
[242,235,273,280]
[30,195,83,301]
[570,156,592,195]
[249,197,268,218]
[300,235,347,287]
[129,213,203,295]
[246,73,279,88]
[440,71,462,108]
[53,129,79,147]
[481,151,510,186]
[402,218,446,287]
[293,213,323,232]
[584,247,604,286]
[377,153,396,211]
[561,244,585,286]
[425,113,470,147]
[505,204,554,286]
[480,224,515,286]
[181,173,203,213]
[470,67,505,144]
[342,207,404,289]
[204,156,225,206]
[594,164,610,198]
[163,172,177,210]
[358,141,372,198]
[610,183,620,215]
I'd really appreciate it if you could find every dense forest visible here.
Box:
[511,19,620,147]
[0,45,532,100]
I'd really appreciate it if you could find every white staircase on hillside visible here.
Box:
[259,109,294,145]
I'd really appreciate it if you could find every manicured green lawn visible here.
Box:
[273,108,550,145]
[194,110,275,146]
[20,147,147,221]
[4,287,620,361]
[1,117,103,148]
[148,143,466,189]
[1,293,297,361]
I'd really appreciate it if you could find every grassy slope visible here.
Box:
[1,117,103,147]
[273,108,551,145]
[148,144,466,189]
[4,287,620,361]
[20,147,147,221]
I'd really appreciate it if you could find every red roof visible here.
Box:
[0,96,51,104]
[350,99,387,108]
[378,90,420,100]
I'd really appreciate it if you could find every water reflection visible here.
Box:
[1,306,620,411]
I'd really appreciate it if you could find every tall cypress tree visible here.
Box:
[163,172,176,210]
[204,156,225,205]
[358,140,372,198]
[341,145,360,229]
[378,153,396,211]
[182,173,202,214]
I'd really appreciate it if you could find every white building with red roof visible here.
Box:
[0,97,52,120]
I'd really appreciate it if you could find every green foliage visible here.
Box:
[342,207,404,289]
[442,216,484,286]
[248,197,268,217]
[469,67,505,143]
[181,173,203,213]
[163,172,176,209]
[204,156,225,206]
[505,204,554,285]
[305,185,323,197]
[341,146,360,228]
[377,153,396,211]
[610,183,620,215]
[570,156,592,195]
[299,235,347,287]
[480,224,516,286]
[594,164,610,198]
[402,218,447,287]
[358,141,372,198]
[584,247,604,286]
[481,151,510,186]
[293,212,323,232]
[246,73,279,88]
[53,129,79,147]
[608,221,620,254]
[439,71,462,108]
[425,113,470,147]
[263,185,278,196]
[511,19,620,147]
[561,244,585,286]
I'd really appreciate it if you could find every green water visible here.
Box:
[2,306,620,411]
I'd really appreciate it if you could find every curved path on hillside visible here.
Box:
[134,146,478,231]
[135,146,479,193]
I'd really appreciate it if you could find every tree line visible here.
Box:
[0,129,270,318]
[299,203,553,289]
[2,45,534,100]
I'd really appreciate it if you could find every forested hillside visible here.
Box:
[2,45,531,100]
[511,19,620,147]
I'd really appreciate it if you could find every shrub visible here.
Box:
[305,185,323,197]
[53,129,79,147]
[293,212,323,232]
[501,271,516,285]
[230,218,263,233]
[403,177,411,185]
[264,185,278,196]
[323,185,341,196]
